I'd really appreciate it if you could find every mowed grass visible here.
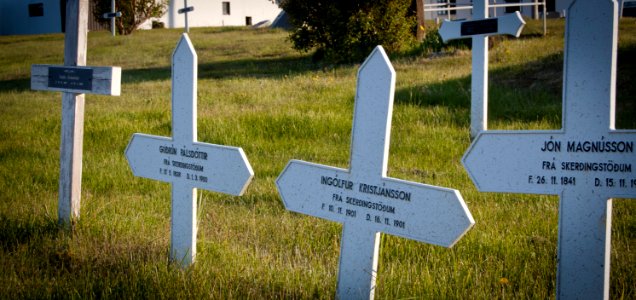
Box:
[0,18,635,298]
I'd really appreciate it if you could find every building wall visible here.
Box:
[423,0,573,21]
[0,0,281,35]
[158,0,282,29]
[0,0,62,35]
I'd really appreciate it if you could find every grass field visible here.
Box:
[0,18,635,298]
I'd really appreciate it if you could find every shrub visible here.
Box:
[92,0,168,35]
[281,0,416,63]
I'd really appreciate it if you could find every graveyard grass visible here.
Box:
[1,19,635,298]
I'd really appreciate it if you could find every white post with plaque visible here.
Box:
[125,34,254,267]
[30,0,122,226]
[438,1,525,139]
[277,46,475,300]
[463,1,634,298]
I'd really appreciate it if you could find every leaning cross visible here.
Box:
[277,46,474,300]
[438,0,525,139]
[30,0,121,226]
[125,34,254,267]
[101,0,122,37]
[178,0,195,33]
[463,1,634,298]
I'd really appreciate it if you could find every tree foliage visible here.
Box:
[93,0,168,35]
[281,0,416,63]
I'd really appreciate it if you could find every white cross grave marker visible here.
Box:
[178,0,195,33]
[276,46,475,300]
[463,1,634,298]
[125,34,254,267]
[101,0,122,37]
[438,1,525,139]
[30,0,122,226]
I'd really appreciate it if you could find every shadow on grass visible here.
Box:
[0,55,318,93]
[122,55,319,84]
[393,52,563,128]
[0,214,59,252]
[394,43,636,129]
[0,78,31,93]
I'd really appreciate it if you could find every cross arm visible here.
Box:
[439,11,525,43]
[463,131,567,194]
[276,160,475,247]
[31,65,121,96]
[463,130,636,197]
[125,133,254,195]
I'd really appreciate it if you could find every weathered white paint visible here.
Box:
[28,0,123,226]
[463,1,634,298]
[277,46,474,300]
[126,34,254,267]
[31,65,121,96]
[60,0,88,226]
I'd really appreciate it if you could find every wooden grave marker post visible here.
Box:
[30,0,121,226]
[178,0,195,33]
[463,1,634,298]
[438,0,525,139]
[101,0,122,37]
[125,34,253,267]
[277,46,475,300]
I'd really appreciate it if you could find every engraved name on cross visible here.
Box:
[30,0,122,226]
[277,46,475,300]
[463,1,634,298]
[438,0,525,139]
[125,34,254,267]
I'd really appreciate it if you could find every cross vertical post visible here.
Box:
[463,1,634,298]
[438,3,525,139]
[101,0,122,37]
[110,0,115,36]
[277,46,474,300]
[59,0,88,226]
[472,0,488,139]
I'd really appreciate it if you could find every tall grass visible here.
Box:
[0,19,634,298]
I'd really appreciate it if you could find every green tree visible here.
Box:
[93,0,169,35]
[281,0,416,63]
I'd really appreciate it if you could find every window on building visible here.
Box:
[245,16,252,26]
[436,0,456,16]
[222,2,231,15]
[28,3,44,17]
[505,0,521,13]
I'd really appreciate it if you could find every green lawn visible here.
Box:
[0,19,634,298]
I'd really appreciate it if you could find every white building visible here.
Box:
[0,0,282,36]
[0,0,64,35]
[423,0,573,21]
[159,0,282,29]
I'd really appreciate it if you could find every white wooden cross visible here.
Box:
[438,0,525,139]
[277,46,474,300]
[125,34,254,267]
[30,0,121,226]
[178,0,195,33]
[101,0,122,37]
[463,1,634,298]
